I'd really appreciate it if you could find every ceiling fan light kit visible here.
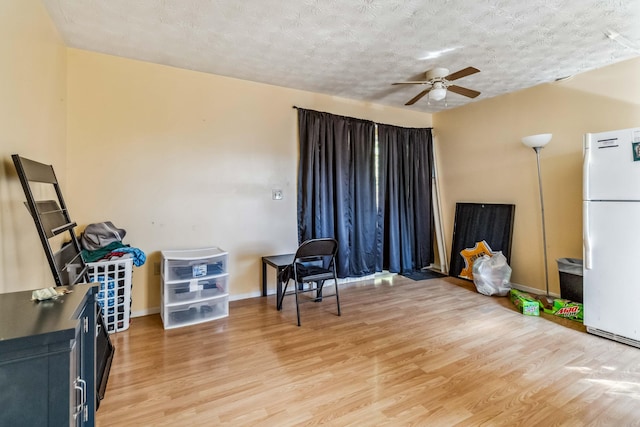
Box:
[429,83,447,101]
[393,66,481,106]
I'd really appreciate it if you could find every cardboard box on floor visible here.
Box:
[551,299,583,322]
[510,289,540,316]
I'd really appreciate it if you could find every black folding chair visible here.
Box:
[277,238,340,326]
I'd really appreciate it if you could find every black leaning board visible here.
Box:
[449,202,515,279]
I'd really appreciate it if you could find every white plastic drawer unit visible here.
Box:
[165,275,229,304]
[161,247,230,329]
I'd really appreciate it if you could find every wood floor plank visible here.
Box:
[96,275,640,426]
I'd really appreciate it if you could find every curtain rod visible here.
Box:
[292,106,432,130]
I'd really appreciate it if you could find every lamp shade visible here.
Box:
[521,133,552,148]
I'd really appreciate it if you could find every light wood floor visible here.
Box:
[96,275,640,426]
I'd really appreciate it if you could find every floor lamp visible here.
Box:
[521,133,552,301]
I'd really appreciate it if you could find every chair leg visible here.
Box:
[315,280,323,302]
[294,281,301,326]
[278,281,289,311]
[334,276,341,316]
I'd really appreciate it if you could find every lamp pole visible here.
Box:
[521,133,552,301]
[533,146,550,297]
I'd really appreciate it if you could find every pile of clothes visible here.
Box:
[80,221,146,266]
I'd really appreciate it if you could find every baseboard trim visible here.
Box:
[230,291,262,301]
[131,307,160,318]
[509,282,560,298]
[136,274,541,318]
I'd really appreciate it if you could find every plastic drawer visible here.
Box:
[164,297,229,329]
[163,251,227,282]
[166,275,229,304]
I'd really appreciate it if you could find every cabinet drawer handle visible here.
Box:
[73,377,87,418]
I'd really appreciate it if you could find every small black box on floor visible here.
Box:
[557,258,583,303]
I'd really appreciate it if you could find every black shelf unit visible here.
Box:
[12,154,88,286]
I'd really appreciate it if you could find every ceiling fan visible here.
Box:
[392,66,481,105]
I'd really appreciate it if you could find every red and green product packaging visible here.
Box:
[552,299,584,322]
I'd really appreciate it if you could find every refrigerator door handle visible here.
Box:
[583,133,590,200]
[583,201,592,270]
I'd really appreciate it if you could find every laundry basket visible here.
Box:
[87,258,133,333]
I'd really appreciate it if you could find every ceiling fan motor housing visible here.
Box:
[425,67,450,80]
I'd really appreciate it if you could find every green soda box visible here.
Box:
[509,289,540,316]
[552,299,584,322]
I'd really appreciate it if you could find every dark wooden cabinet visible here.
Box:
[0,284,98,426]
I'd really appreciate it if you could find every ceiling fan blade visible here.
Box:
[448,85,481,98]
[392,81,430,85]
[445,66,480,81]
[406,89,430,105]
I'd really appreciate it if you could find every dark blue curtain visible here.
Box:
[297,109,377,277]
[297,108,433,277]
[377,125,434,273]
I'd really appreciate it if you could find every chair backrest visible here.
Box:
[294,238,338,261]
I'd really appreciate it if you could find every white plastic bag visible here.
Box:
[472,252,512,296]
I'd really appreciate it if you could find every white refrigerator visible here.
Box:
[583,126,640,347]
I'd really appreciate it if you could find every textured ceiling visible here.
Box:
[42,0,640,113]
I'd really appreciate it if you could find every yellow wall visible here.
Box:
[65,49,432,314]
[0,0,67,293]
[434,57,640,295]
[3,0,638,312]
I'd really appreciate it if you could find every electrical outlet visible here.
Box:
[154,262,161,275]
[272,189,283,200]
